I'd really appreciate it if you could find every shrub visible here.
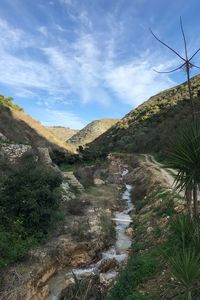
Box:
[0,158,62,269]
[70,219,91,242]
[0,94,23,111]
[66,198,90,216]
[169,214,195,249]
[168,248,200,299]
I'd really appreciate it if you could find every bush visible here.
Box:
[70,219,92,242]
[66,198,90,216]
[0,158,62,269]
[166,214,200,299]
[0,94,23,111]
[169,214,195,249]
[168,248,200,299]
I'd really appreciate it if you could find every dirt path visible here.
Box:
[143,154,176,190]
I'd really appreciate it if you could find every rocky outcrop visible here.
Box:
[0,143,31,162]
[62,171,84,192]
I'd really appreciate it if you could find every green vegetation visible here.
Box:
[60,163,76,172]
[167,122,200,220]
[106,244,158,300]
[69,219,92,242]
[0,156,62,269]
[0,94,23,111]
[87,75,200,157]
[166,214,200,299]
[68,118,119,146]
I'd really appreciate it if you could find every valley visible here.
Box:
[1,75,200,299]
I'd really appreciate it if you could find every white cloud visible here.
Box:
[41,109,85,129]
[105,60,174,105]
[38,26,49,37]
[0,15,176,115]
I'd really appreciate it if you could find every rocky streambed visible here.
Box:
[47,169,134,300]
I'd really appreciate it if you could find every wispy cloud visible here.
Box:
[105,58,174,105]
[0,4,176,114]
[41,109,86,129]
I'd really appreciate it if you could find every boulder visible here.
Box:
[99,258,119,273]
[0,132,8,142]
[125,227,134,238]
[94,178,105,185]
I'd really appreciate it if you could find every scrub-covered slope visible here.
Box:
[67,119,119,146]
[87,74,200,156]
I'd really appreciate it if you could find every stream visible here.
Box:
[47,169,133,300]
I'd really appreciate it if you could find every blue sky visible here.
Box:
[0,0,200,129]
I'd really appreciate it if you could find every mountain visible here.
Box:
[67,119,119,146]
[0,95,75,153]
[87,74,200,156]
[47,126,79,141]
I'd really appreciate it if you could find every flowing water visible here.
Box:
[48,169,133,300]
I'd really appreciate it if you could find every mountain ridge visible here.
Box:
[67,118,120,146]
[47,126,79,142]
[86,74,200,156]
[0,101,76,153]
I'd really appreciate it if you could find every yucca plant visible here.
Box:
[168,248,200,300]
[167,122,200,221]
[191,228,200,254]
[170,214,195,249]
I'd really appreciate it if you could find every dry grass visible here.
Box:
[0,105,76,152]
[47,127,79,141]
[79,184,120,210]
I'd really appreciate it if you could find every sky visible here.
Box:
[0,0,200,129]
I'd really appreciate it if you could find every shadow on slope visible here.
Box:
[0,105,75,155]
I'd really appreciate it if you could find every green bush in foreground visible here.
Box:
[167,214,200,299]
[169,248,200,300]
[0,159,62,269]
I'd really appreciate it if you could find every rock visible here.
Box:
[37,147,52,164]
[0,143,31,162]
[94,178,105,185]
[147,226,154,234]
[174,204,185,213]
[61,182,70,192]
[99,258,119,273]
[99,271,118,287]
[125,227,134,238]
[65,274,75,285]
[0,132,8,142]
[70,250,92,267]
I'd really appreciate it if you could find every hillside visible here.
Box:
[47,126,79,141]
[67,119,119,146]
[87,74,200,156]
[0,96,75,153]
